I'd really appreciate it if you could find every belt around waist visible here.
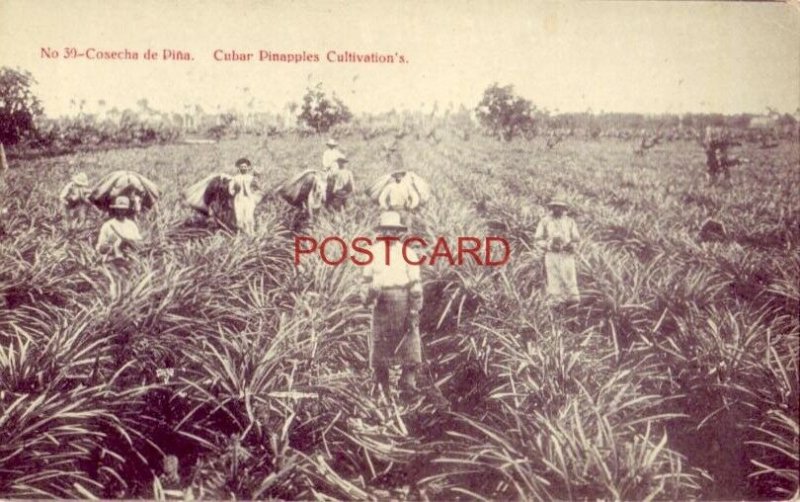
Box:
[379,285,410,291]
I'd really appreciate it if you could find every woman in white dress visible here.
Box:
[229,157,258,234]
[534,198,581,307]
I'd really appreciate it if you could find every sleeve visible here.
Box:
[570,218,580,242]
[406,251,423,312]
[95,222,113,252]
[59,183,73,202]
[118,221,143,242]
[407,184,420,209]
[533,218,547,244]
[378,185,390,210]
[406,249,423,292]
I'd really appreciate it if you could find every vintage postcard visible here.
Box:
[1,0,798,500]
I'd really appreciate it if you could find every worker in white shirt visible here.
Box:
[378,171,419,212]
[96,196,143,259]
[361,211,424,398]
[321,138,343,173]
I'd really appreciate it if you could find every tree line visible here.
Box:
[2,68,797,156]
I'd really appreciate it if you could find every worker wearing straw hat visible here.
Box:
[59,172,92,229]
[96,195,142,259]
[322,138,343,173]
[325,155,354,211]
[534,196,581,307]
[361,211,424,398]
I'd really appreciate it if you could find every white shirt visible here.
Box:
[306,173,327,210]
[362,242,422,294]
[96,218,142,254]
[379,181,418,210]
[534,215,580,250]
[322,148,343,172]
[229,173,255,198]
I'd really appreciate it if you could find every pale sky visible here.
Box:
[1,0,798,117]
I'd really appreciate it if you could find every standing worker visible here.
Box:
[229,157,258,234]
[325,155,354,211]
[59,172,92,229]
[361,211,424,399]
[379,171,419,212]
[534,197,581,308]
[322,138,343,173]
[703,126,742,185]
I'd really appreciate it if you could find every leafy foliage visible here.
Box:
[475,83,536,141]
[296,85,353,134]
[0,67,43,145]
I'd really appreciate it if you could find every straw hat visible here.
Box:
[110,196,131,210]
[335,155,349,164]
[326,138,339,147]
[72,172,89,186]
[375,211,407,232]
[235,157,252,168]
[547,197,569,209]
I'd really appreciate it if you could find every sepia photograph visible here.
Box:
[0,0,798,499]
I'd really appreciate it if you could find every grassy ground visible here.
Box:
[1,134,798,499]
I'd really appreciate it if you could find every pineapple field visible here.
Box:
[1,133,798,500]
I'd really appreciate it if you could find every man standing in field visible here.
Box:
[703,126,744,185]
[379,172,419,212]
[534,198,581,308]
[325,155,354,211]
[59,172,92,229]
[361,211,424,399]
[321,138,343,173]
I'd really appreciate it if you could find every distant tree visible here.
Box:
[475,83,535,141]
[297,85,352,134]
[0,67,43,145]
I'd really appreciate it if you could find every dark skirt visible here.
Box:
[370,288,422,368]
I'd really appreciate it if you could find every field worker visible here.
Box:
[229,157,258,234]
[704,139,742,185]
[325,155,354,211]
[534,198,581,307]
[361,211,424,398]
[59,172,92,228]
[322,138,343,173]
[96,196,142,259]
[379,172,419,212]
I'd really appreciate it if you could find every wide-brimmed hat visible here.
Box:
[110,195,131,210]
[375,211,407,232]
[547,198,570,209]
[235,157,252,168]
[72,172,89,186]
[335,155,349,164]
[326,138,339,147]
